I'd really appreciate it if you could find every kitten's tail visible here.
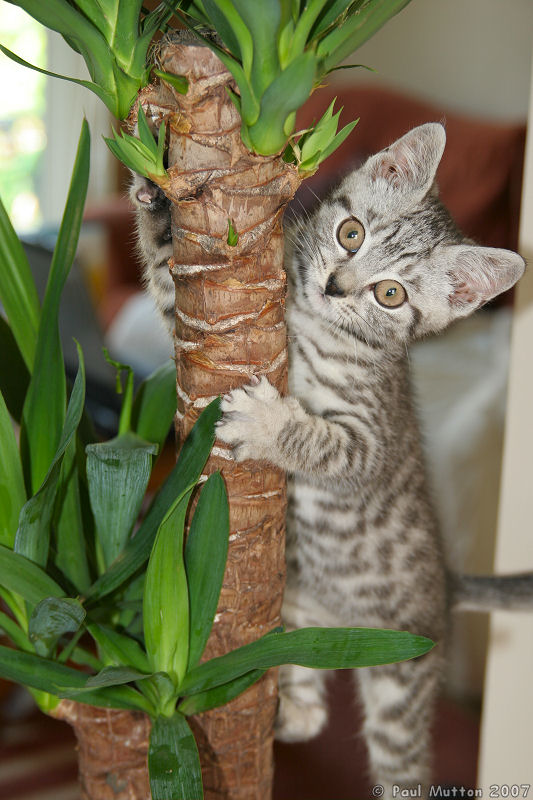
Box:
[451,572,533,612]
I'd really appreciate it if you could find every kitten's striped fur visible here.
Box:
[129,176,175,327]
[131,124,529,796]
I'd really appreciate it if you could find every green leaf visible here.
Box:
[0,609,32,651]
[317,118,358,163]
[0,315,30,423]
[231,0,281,97]
[226,218,239,246]
[309,0,359,39]
[137,103,158,151]
[131,359,177,454]
[289,0,330,59]
[104,110,167,180]
[247,51,316,155]
[181,627,435,695]
[185,472,229,669]
[317,0,412,73]
[202,0,252,74]
[28,597,85,658]
[0,390,26,548]
[86,432,157,571]
[54,439,91,593]
[154,69,189,94]
[0,44,115,115]
[88,623,151,673]
[149,713,203,800]
[0,191,39,372]
[144,490,192,688]
[21,120,90,494]
[16,347,86,567]
[179,668,265,716]
[0,643,151,711]
[0,545,65,606]
[85,665,151,689]
[86,398,221,603]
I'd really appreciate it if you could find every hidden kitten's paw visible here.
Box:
[129,173,169,212]
[217,375,286,462]
[275,669,328,743]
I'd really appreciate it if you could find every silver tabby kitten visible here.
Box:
[131,123,530,797]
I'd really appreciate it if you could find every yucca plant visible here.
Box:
[0,122,432,798]
[1,2,415,797]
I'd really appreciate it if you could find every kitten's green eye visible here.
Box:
[337,218,365,252]
[373,280,406,308]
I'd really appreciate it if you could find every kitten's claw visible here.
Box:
[249,374,260,386]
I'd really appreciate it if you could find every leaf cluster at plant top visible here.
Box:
[177,0,411,156]
[0,119,433,797]
[104,106,168,186]
[2,0,412,174]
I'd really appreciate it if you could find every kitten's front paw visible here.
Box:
[217,375,282,462]
[275,686,328,743]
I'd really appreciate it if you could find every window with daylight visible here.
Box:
[0,4,47,233]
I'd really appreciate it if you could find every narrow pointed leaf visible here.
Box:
[202,0,252,72]
[0,391,26,548]
[181,627,435,695]
[144,490,192,686]
[86,398,221,602]
[28,597,85,657]
[231,0,281,96]
[290,0,330,58]
[88,624,151,673]
[153,68,189,95]
[317,117,359,163]
[248,52,316,154]
[0,545,65,605]
[178,669,265,716]
[185,472,229,669]
[86,432,157,571]
[16,349,86,567]
[137,103,158,152]
[149,713,203,800]
[21,121,90,494]
[85,666,151,689]
[0,192,39,371]
[0,644,151,711]
[131,360,177,452]
[310,0,361,38]
[0,316,30,423]
[0,45,114,113]
[0,610,32,652]
[54,439,91,593]
[317,0,412,73]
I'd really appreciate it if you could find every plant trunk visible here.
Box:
[148,33,301,799]
[52,33,300,800]
[52,701,151,799]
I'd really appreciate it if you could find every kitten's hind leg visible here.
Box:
[355,649,443,799]
[275,587,333,743]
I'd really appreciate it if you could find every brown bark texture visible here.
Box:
[52,701,151,800]
[147,34,301,799]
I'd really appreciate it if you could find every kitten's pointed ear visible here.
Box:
[447,245,526,317]
[368,123,446,193]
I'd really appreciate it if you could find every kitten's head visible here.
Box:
[290,123,525,350]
